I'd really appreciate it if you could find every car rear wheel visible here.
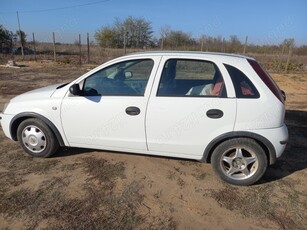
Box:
[211,138,267,186]
[17,118,59,158]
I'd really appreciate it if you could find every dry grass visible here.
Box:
[82,157,126,188]
[0,157,145,229]
[208,182,306,230]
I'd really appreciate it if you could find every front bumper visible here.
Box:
[0,112,15,140]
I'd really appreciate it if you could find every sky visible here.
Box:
[0,0,306,46]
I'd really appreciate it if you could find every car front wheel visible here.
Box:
[211,138,267,186]
[17,118,59,158]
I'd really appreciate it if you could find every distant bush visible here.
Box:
[62,57,71,64]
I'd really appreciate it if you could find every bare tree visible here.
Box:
[159,25,171,49]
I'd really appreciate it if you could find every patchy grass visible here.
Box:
[28,159,60,174]
[0,172,26,189]
[207,183,306,230]
[0,159,145,229]
[60,162,83,171]
[82,156,126,187]
[192,169,207,180]
[290,75,305,82]
[167,170,185,187]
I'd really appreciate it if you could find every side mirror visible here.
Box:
[69,84,81,96]
[124,71,133,79]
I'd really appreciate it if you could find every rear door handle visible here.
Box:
[126,106,140,116]
[206,109,223,119]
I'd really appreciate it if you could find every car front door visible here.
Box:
[61,57,160,152]
[146,56,237,159]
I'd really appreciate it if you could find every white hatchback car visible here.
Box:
[0,51,288,185]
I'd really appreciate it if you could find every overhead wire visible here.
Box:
[0,0,111,14]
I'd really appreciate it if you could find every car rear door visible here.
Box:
[145,56,237,159]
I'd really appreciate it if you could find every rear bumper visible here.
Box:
[253,124,288,162]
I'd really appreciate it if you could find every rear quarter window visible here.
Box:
[247,59,284,103]
[224,64,260,99]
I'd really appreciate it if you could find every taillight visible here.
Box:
[248,59,285,104]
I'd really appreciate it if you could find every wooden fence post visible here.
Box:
[79,34,82,65]
[87,32,90,64]
[278,44,286,72]
[52,32,57,62]
[243,36,248,54]
[221,38,225,52]
[32,32,37,61]
[285,44,293,72]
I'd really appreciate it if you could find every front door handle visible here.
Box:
[126,106,141,116]
[206,109,223,119]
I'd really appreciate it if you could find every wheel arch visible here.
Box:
[10,112,65,146]
[202,131,276,165]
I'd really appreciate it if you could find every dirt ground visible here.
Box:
[0,61,306,230]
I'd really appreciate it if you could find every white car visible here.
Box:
[0,51,288,185]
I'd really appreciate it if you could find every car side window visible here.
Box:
[83,59,154,96]
[157,59,226,97]
[224,64,260,98]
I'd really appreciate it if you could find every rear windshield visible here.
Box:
[248,59,284,103]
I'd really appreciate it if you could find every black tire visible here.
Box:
[17,118,59,158]
[211,138,267,186]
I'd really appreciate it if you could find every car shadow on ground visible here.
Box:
[52,147,99,158]
[260,109,307,184]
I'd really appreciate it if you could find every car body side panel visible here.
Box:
[145,55,237,158]
[234,97,285,131]
[228,58,286,130]
[60,56,162,151]
[146,97,237,158]
[2,97,69,146]
[61,96,149,150]
[201,125,288,165]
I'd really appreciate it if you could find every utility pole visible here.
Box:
[16,11,24,59]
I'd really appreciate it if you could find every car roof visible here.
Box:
[124,51,255,61]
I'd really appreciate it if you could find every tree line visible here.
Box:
[94,17,306,55]
[1,17,307,55]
